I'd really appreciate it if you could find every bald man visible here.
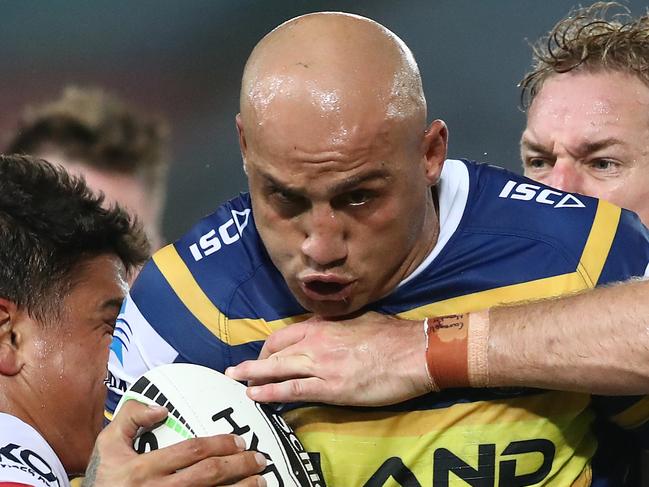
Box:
[230,4,649,401]
[107,12,649,485]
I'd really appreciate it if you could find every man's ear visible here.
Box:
[0,298,23,376]
[235,113,249,176]
[422,119,449,186]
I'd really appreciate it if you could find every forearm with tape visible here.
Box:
[424,310,490,391]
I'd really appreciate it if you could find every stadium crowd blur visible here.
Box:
[4,87,170,251]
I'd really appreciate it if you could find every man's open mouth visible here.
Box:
[299,276,355,301]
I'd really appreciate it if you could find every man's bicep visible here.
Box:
[105,293,179,421]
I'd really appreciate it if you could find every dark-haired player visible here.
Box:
[0,155,265,486]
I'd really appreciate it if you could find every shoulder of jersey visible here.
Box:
[134,192,280,301]
[0,413,67,487]
[177,192,262,267]
[463,160,600,241]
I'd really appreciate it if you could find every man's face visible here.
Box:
[28,255,127,473]
[521,70,649,225]
[241,105,442,318]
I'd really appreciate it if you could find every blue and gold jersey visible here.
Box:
[107,159,649,486]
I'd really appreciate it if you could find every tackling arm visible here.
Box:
[488,278,649,394]
[228,279,649,405]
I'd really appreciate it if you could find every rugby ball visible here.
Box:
[115,363,323,487]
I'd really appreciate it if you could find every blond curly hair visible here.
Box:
[520,2,649,109]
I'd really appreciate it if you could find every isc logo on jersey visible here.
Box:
[499,180,585,208]
[189,209,251,261]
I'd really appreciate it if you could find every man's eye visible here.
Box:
[272,190,302,205]
[525,158,550,170]
[269,189,309,216]
[275,190,292,202]
[343,190,373,207]
[590,159,617,171]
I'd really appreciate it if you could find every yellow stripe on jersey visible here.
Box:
[398,271,588,319]
[284,391,596,486]
[153,245,308,345]
[399,200,621,320]
[285,391,590,436]
[154,244,227,337]
[230,314,310,336]
[104,409,114,422]
[578,200,621,286]
[611,396,649,429]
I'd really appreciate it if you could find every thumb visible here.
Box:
[111,400,168,442]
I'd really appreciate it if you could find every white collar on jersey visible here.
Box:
[397,159,470,288]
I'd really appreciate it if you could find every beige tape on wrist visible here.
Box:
[467,309,490,388]
[424,310,490,390]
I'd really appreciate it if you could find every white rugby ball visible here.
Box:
[115,363,323,487]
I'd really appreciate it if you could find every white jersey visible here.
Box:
[0,413,69,487]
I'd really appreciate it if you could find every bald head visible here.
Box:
[236,13,447,317]
[239,12,426,149]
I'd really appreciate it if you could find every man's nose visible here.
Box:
[547,160,583,194]
[300,205,348,268]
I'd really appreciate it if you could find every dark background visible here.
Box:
[2,1,647,240]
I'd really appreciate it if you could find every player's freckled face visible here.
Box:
[242,108,439,318]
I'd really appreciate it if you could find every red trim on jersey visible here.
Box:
[0,483,35,487]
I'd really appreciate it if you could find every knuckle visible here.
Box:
[270,353,284,366]
[94,430,111,450]
[202,453,248,483]
[132,453,154,471]
[264,332,279,349]
[205,433,241,454]
[288,379,304,398]
[179,436,208,457]
[234,362,249,376]
[202,455,227,474]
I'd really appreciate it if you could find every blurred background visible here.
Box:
[2,0,647,240]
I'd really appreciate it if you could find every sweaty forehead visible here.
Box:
[240,13,425,136]
[529,71,649,127]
